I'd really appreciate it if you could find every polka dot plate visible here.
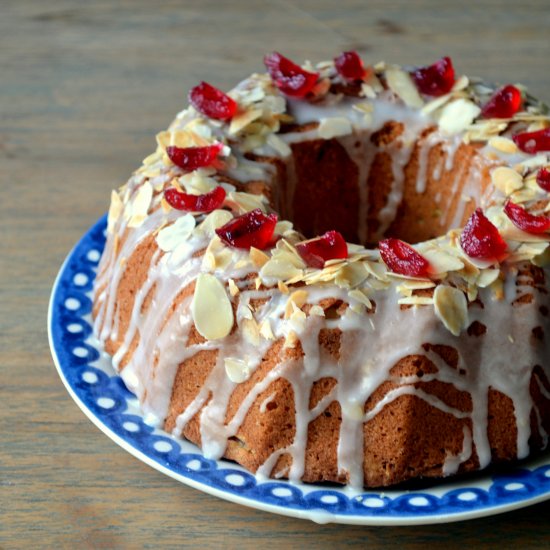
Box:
[48,215,550,525]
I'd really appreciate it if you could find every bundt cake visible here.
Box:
[93,52,550,488]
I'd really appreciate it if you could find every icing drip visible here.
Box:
[93,66,550,489]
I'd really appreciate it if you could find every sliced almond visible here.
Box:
[228,108,263,136]
[128,182,153,228]
[191,273,234,340]
[224,357,251,383]
[318,117,352,139]
[385,68,423,109]
[433,285,468,336]
[491,166,524,195]
[107,190,123,234]
[156,214,196,252]
[488,136,519,154]
[438,99,481,135]
[250,247,270,268]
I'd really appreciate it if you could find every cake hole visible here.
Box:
[540,305,549,317]
[532,326,544,341]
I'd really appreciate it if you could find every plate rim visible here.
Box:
[48,214,550,526]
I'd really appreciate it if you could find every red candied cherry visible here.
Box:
[295,230,348,269]
[513,128,550,154]
[412,56,455,97]
[166,143,223,171]
[264,52,319,97]
[503,200,550,234]
[188,82,237,121]
[460,208,507,261]
[164,186,226,213]
[481,85,522,119]
[334,51,367,81]
[379,238,431,277]
[215,208,278,250]
[536,167,550,192]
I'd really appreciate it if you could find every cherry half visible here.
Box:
[379,238,431,277]
[334,51,367,81]
[504,200,550,234]
[460,208,507,260]
[481,85,522,119]
[164,186,226,213]
[189,82,237,121]
[536,167,550,192]
[215,208,278,250]
[295,230,348,268]
[513,128,550,154]
[412,56,455,97]
[166,143,222,171]
[264,52,319,97]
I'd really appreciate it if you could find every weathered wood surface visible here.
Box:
[2,1,550,547]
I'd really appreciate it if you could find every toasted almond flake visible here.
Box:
[228,278,240,297]
[348,289,372,309]
[309,305,325,317]
[488,136,518,154]
[452,74,469,92]
[260,258,303,284]
[250,247,270,268]
[242,318,260,346]
[533,245,550,267]
[266,133,292,156]
[385,67,424,109]
[197,209,234,238]
[438,99,481,135]
[433,285,468,336]
[259,319,275,340]
[277,280,289,294]
[228,108,263,136]
[226,191,268,213]
[421,247,464,274]
[224,357,251,383]
[491,166,524,195]
[128,182,153,228]
[107,190,123,234]
[191,273,234,340]
[318,117,353,139]
[156,214,196,252]
[283,330,299,349]
[421,93,453,115]
[397,296,434,306]
[284,290,308,318]
[476,269,500,288]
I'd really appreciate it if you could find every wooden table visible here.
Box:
[2,1,550,547]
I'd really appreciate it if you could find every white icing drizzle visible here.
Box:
[93,67,550,489]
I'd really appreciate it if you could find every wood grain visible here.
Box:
[2,1,550,547]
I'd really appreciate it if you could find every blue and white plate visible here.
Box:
[48,215,550,525]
